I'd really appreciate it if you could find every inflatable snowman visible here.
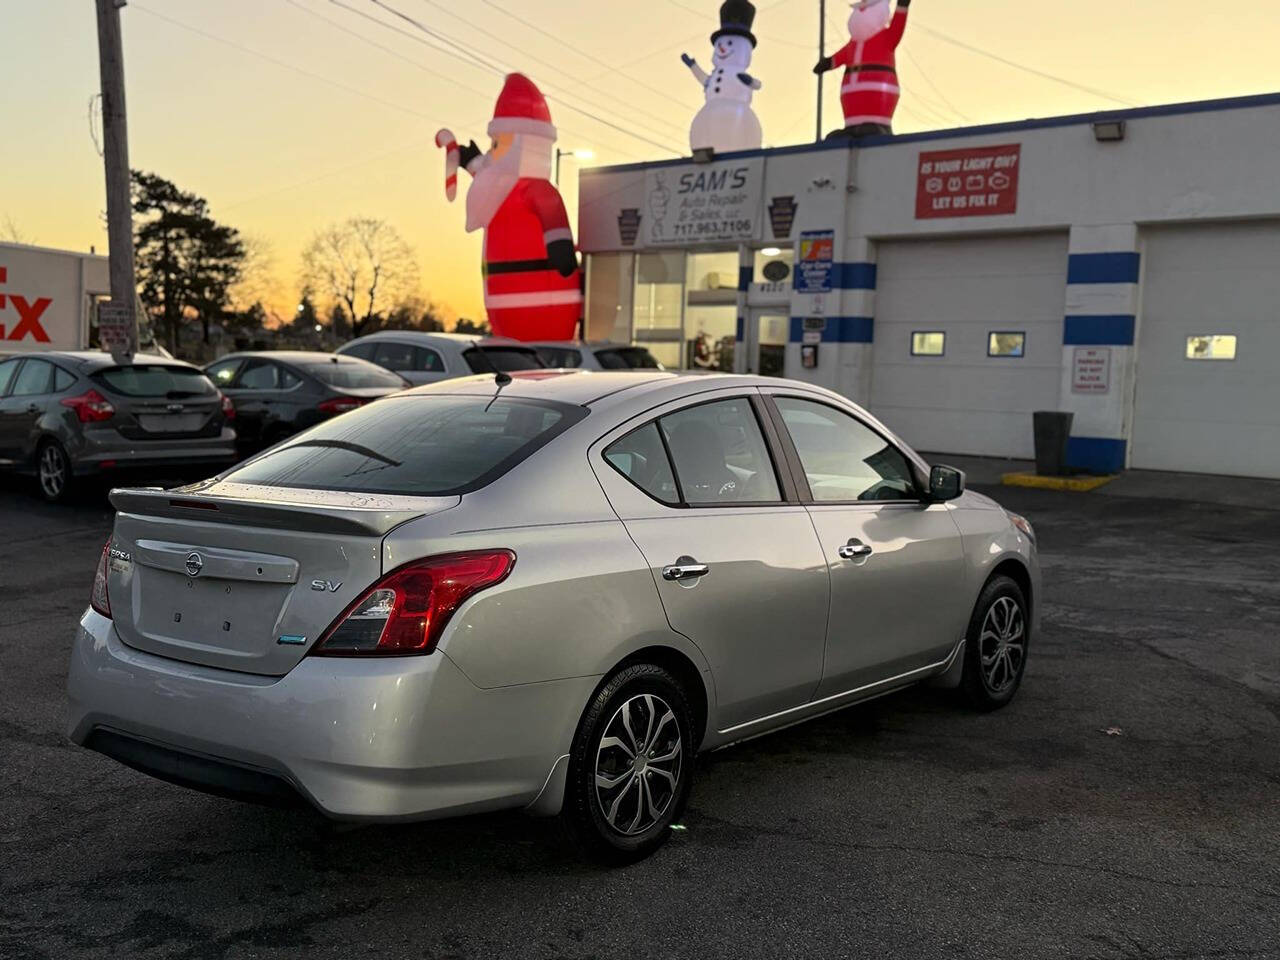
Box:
[681,0,763,155]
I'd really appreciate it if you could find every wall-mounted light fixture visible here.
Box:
[692,147,716,164]
[1092,120,1126,142]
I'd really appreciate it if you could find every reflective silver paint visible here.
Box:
[68,371,1040,822]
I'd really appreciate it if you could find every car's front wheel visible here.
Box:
[562,663,695,864]
[37,439,74,504]
[960,575,1030,711]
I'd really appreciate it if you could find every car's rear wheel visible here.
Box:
[563,663,695,864]
[37,439,73,504]
[960,575,1029,711]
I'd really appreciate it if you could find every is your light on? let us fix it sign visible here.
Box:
[915,144,1021,219]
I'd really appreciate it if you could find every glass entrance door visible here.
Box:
[748,312,789,377]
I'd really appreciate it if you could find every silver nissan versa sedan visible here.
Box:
[68,370,1039,862]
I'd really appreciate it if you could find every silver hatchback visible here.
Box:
[68,371,1039,862]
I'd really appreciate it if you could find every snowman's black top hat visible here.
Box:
[711,0,757,47]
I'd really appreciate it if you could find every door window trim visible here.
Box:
[599,392,799,509]
[761,393,929,506]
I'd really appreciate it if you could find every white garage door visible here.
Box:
[870,233,1068,459]
[1132,221,1280,479]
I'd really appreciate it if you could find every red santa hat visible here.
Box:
[488,73,557,141]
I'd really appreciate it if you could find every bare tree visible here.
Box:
[230,234,284,324]
[301,218,419,339]
[1,214,31,244]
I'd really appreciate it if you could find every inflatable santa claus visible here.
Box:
[814,0,912,137]
[436,73,581,341]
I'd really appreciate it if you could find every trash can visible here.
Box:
[1033,411,1074,476]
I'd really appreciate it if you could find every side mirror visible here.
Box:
[929,464,966,502]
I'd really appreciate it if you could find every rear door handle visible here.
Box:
[837,539,874,561]
[663,556,710,582]
[27,404,40,414]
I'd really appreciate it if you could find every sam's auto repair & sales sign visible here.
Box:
[915,144,1021,219]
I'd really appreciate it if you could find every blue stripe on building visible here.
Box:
[738,266,753,291]
[789,316,874,343]
[1063,314,1136,346]
[1067,252,1141,285]
[735,315,745,342]
[1067,437,1127,474]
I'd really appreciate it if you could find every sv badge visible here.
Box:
[310,579,343,593]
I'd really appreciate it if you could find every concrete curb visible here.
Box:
[1002,472,1117,492]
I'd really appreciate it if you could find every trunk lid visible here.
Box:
[107,483,459,675]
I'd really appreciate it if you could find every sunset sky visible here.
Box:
[3,0,1277,325]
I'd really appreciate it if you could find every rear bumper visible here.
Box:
[70,428,240,477]
[67,610,597,821]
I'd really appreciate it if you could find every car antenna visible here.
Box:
[473,339,511,411]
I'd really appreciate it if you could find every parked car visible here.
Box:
[68,371,1038,862]
[531,341,665,371]
[205,351,408,452]
[0,351,236,502]
[337,331,545,385]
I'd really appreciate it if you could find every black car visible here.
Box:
[205,351,409,452]
[0,351,237,502]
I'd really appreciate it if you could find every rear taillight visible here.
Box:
[313,551,515,656]
[318,396,366,417]
[61,389,115,423]
[219,392,236,420]
[90,540,112,618]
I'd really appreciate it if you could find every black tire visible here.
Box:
[562,663,695,864]
[960,575,1030,711]
[36,438,74,504]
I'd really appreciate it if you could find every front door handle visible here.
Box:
[837,539,874,561]
[663,556,710,582]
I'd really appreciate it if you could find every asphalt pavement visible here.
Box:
[2,473,1278,960]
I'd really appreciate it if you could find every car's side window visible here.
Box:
[343,342,377,361]
[416,347,444,372]
[206,359,242,388]
[604,422,679,506]
[660,398,781,505]
[237,360,279,390]
[52,366,77,392]
[374,341,416,372]
[775,396,919,502]
[0,359,21,396]
[11,360,53,396]
[279,367,302,389]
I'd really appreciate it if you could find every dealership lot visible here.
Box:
[2,476,1278,960]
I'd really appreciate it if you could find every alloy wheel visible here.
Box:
[979,596,1025,694]
[594,693,683,837]
[39,444,68,500]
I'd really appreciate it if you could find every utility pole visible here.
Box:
[816,0,826,142]
[95,0,137,360]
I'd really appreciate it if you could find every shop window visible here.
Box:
[686,251,740,295]
[1186,335,1237,361]
[585,253,635,343]
[911,332,946,357]
[988,332,1026,357]
[686,305,737,372]
[754,247,794,285]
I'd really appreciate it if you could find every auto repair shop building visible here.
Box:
[575,92,1280,479]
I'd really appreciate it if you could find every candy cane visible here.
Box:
[435,128,459,202]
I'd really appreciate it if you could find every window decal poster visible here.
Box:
[795,230,835,293]
[915,144,1021,219]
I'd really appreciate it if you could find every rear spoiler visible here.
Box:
[109,487,459,537]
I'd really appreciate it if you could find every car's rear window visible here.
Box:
[301,361,406,390]
[93,365,215,398]
[222,395,586,495]
[595,347,663,370]
[464,348,545,373]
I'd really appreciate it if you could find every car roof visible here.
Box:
[7,351,195,371]
[343,331,534,348]
[529,341,634,349]
[212,351,365,365]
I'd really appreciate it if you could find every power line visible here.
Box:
[322,0,654,161]
[478,0,701,111]
[131,4,448,125]
[901,46,971,121]
[913,23,1141,108]
[365,0,684,155]
[415,0,695,131]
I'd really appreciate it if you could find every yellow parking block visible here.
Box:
[1002,472,1117,492]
